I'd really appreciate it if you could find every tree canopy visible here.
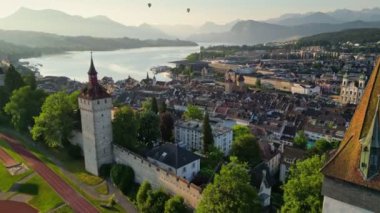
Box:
[231,134,261,166]
[202,112,214,154]
[282,155,325,212]
[197,157,261,213]
[160,112,174,142]
[183,104,203,121]
[4,65,24,94]
[138,111,160,147]
[31,92,76,147]
[151,97,159,114]
[113,106,139,150]
[232,125,251,140]
[144,189,170,213]
[294,130,307,149]
[4,86,45,131]
[137,181,152,211]
[164,196,187,213]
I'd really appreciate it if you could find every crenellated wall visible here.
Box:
[113,145,202,208]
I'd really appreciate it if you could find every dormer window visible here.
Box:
[360,98,380,179]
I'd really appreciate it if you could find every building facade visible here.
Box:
[339,73,365,105]
[322,60,380,212]
[291,83,321,95]
[78,56,113,176]
[175,120,233,156]
[146,143,200,181]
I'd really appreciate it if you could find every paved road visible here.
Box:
[0,147,18,167]
[0,133,98,213]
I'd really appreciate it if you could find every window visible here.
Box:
[183,167,187,173]
[97,100,100,104]
[192,162,195,168]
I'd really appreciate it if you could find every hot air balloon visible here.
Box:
[148,3,152,8]
[187,8,190,13]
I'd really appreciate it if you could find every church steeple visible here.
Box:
[80,52,110,100]
[88,52,98,88]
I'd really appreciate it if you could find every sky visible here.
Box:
[0,0,379,26]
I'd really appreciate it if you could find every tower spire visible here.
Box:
[88,52,98,87]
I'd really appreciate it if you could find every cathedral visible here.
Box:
[339,72,366,105]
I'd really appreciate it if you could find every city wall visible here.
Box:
[113,145,202,208]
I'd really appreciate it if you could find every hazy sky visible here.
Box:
[0,0,379,26]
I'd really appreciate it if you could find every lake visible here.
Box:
[20,45,201,82]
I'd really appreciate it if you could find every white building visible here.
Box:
[146,143,200,181]
[175,120,233,156]
[291,83,321,95]
[78,56,113,176]
[339,73,365,105]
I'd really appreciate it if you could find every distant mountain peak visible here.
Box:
[0,8,170,39]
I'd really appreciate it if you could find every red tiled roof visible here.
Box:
[322,58,380,190]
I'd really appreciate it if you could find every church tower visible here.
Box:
[78,54,113,176]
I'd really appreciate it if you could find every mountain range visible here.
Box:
[1,7,380,45]
[189,20,380,45]
[266,7,380,26]
[0,7,171,39]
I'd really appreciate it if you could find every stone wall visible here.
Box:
[113,145,202,208]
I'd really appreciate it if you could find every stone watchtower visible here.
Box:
[78,54,113,176]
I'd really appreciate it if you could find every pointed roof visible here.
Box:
[79,53,111,100]
[322,58,380,190]
[88,53,98,75]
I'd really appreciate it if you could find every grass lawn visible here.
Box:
[95,182,109,195]
[17,175,65,213]
[51,204,74,213]
[49,147,103,186]
[0,140,32,192]
[0,164,31,192]
[0,128,127,212]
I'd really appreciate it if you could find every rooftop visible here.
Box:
[322,58,380,190]
[146,143,200,169]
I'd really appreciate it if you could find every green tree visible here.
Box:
[197,157,261,213]
[183,104,203,120]
[23,72,37,90]
[282,155,325,213]
[255,79,261,88]
[294,130,307,149]
[315,138,332,154]
[164,196,187,213]
[110,164,125,186]
[186,52,200,62]
[232,125,251,140]
[142,99,152,112]
[151,97,159,114]
[202,112,213,154]
[231,134,261,166]
[159,101,167,113]
[137,181,152,211]
[138,111,160,147]
[4,65,24,94]
[31,92,75,147]
[113,106,139,150]
[110,164,134,193]
[160,112,174,142]
[144,189,170,213]
[4,86,45,131]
